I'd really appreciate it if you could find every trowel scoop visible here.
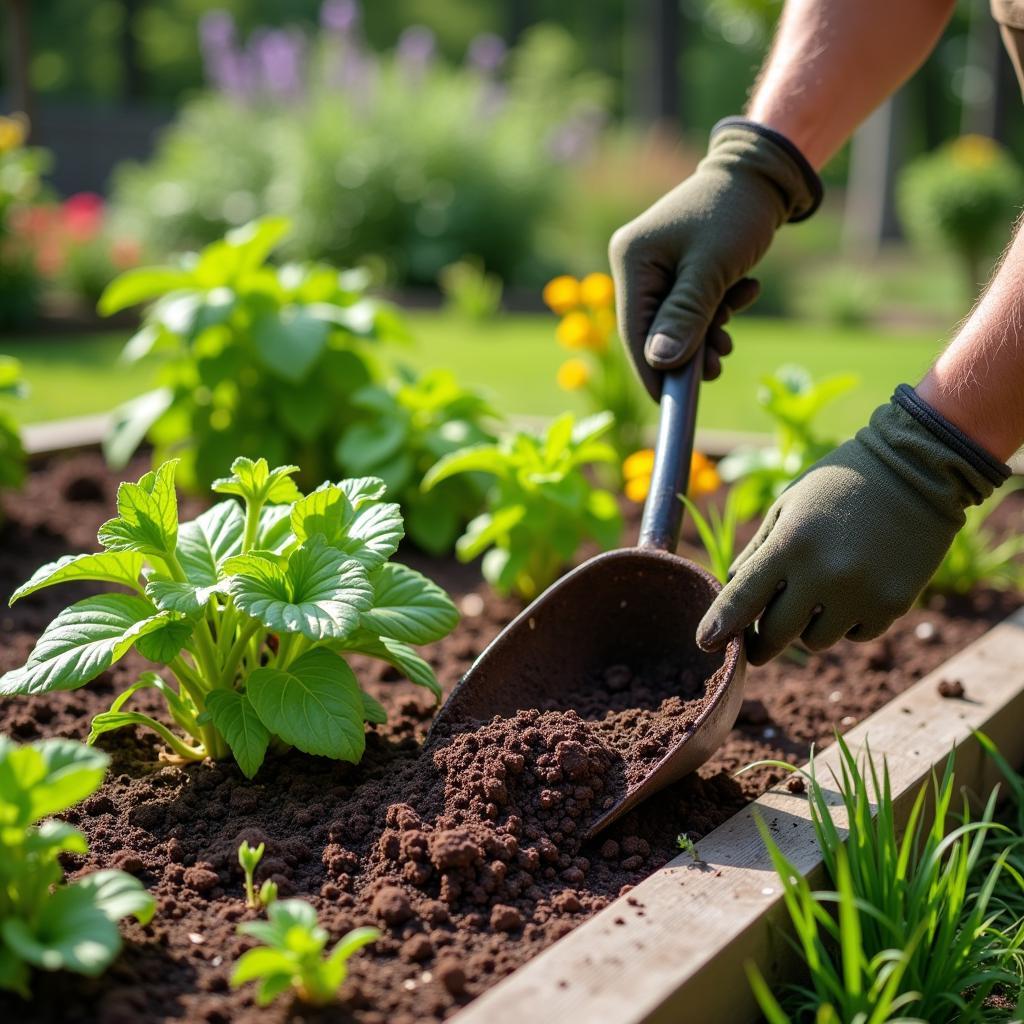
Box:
[428,350,746,836]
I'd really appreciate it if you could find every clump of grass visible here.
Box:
[743,737,1024,1022]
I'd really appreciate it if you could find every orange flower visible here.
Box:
[689,451,721,496]
[580,272,615,310]
[542,275,581,315]
[556,358,590,391]
[623,448,654,481]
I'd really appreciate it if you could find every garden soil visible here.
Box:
[0,453,1019,1024]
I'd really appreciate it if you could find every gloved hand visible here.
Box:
[697,386,1010,664]
[609,118,822,399]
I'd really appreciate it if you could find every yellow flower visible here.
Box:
[543,275,581,315]
[556,311,598,350]
[0,114,27,154]
[689,451,721,496]
[556,358,590,391]
[580,272,615,310]
[949,134,999,170]
[623,448,655,481]
[625,475,650,503]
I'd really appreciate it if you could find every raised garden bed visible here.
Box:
[0,451,1021,1024]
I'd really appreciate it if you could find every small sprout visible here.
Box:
[676,833,700,863]
[259,878,278,907]
[238,840,265,908]
[231,898,379,1006]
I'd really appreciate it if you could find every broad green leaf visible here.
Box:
[103,388,175,470]
[10,551,144,606]
[543,412,575,464]
[252,308,329,382]
[361,563,457,644]
[422,443,502,491]
[98,460,180,559]
[456,506,526,562]
[98,266,193,315]
[228,538,372,641]
[361,690,387,725]
[0,596,171,697]
[206,690,270,779]
[239,897,321,944]
[290,483,354,546]
[145,577,223,617]
[231,946,297,986]
[342,502,404,570]
[134,616,193,663]
[176,500,245,586]
[247,649,366,762]
[257,505,294,552]
[339,477,387,508]
[2,870,153,977]
[213,457,301,507]
[0,738,108,825]
[337,631,441,700]
[225,215,290,271]
[25,819,89,858]
[571,410,615,445]
[0,944,30,998]
[336,419,406,473]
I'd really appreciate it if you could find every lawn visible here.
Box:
[2,313,944,438]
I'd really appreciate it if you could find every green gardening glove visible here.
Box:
[609,117,822,399]
[697,385,1011,664]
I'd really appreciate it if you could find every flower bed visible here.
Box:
[0,452,1020,1023]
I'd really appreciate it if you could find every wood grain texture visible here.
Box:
[454,608,1024,1024]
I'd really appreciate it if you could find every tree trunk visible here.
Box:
[5,0,33,131]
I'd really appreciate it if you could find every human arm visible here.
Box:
[696,225,1024,664]
[610,0,957,397]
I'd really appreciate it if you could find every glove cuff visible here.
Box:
[892,384,1010,489]
[711,116,823,222]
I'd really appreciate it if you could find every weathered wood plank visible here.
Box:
[23,414,111,457]
[455,608,1024,1024]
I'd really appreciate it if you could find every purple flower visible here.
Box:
[320,0,359,35]
[251,28,306,101]
[199,9,236,52]
[396,25,435,80]
[467,33,506,74]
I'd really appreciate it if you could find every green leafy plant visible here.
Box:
[0,736,155,997]
[239,840,276,909]
[899,135,1024,298]
[745,738,1024,1022]
[0,457,457,778]
[926,483,1024,597]
[423,411,622,599]
[718,365,858,520]
[0,355,27,501]
[680,490,740,584]
[336,368,498,555]
[438,256,503,321]
[98,216,406,491]
[231,898,378,1006]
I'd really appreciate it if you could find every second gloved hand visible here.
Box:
[609,118,821,399]
[697,386,1010,665]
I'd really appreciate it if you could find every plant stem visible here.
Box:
[219,619,262,689]
[242,498,264,554]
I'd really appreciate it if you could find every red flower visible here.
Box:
[63,192,104,242]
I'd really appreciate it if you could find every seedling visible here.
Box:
[743,738,1024,1021]
[258,879,279,907]
[238,840,266,909]
[680,490,740,584]
[336,369,498,555]
[1,457,458,778]
[423,412,622,599]
[675,833,700,863]
[0,736,155,997]
[231,898,379,1006]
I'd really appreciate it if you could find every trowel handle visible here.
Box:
[637,346,702,553]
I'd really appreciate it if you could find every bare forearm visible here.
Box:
[916,223,1024,462]
[746,0,955,168]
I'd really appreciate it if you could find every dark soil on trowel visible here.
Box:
[0,453,1019,1024]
